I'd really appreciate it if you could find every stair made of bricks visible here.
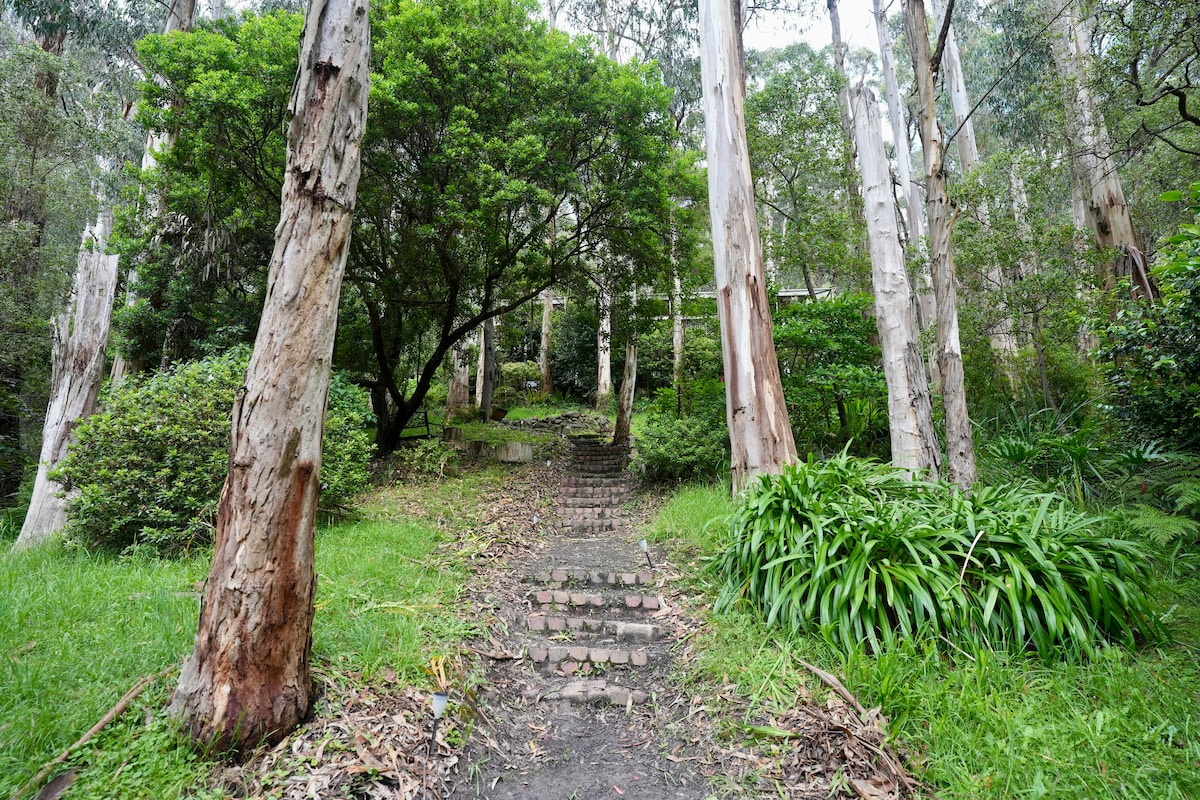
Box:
[517,565,670,707]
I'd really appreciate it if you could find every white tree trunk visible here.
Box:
[169,0,369,752]
[612,286,637,447]
[538,289,553,392]
[596,285,612,409]
[700,0,797,493]
[478,316,498,419]
[906,0,976,490]
[446,339,471,412]
[1044,0,1150,296]
[15,208,120,549]
[671,266,684,397]
[474,327,486,407]
[852,86,942,477]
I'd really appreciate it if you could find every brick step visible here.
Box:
[556,506,625,520]
[526,613,662,642]
[559,482,631,496]
[557,495,627,508]
[532,679,650,707]
[527,643,653,676]
[529,589,662,614]
[527,568,654,588]
[562,475,630,489]
[560,519,626,534]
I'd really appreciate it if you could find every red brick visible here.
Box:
[630,650,649,667]
[609,649,630,665]
[566,617,585,630]
[548,646,569,662]
[547,616,566,632]
[589,648,610,664]
[589,595,605,607]
[637,572,653,586]
[527,614,547,631]
[624,595,642,609]
[552,590,570,604]
[528,646,548,663]
[559,660,578,675]
[620,573,637,585]
[551,569,568,582]
[569,592,587,606]
[569,646,589,662]
[535,590,553,604]
[535,571,551,583]
[642,596,660,610]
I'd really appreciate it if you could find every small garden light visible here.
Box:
[428,691,449,760]
[639,538,654,569]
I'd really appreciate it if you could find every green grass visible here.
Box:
[0,493,477,799]
[654,483,1200,800]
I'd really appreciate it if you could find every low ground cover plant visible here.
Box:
[713,451,1160,660]
[54,348,374,555]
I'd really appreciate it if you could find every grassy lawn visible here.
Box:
[0,475,487,799]
[646,483,1200,800]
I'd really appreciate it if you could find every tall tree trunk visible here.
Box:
[446,338,471,412]
[475,327,486,407]
[596,285,612,409]
[169,0,369,752]
[906,0,976,490]
[15,206,120,549]
[612,287,637,447]
[930,0,1019,376]
[478,316,498,420]
[1044,0,1151,297]
[671,266,684,404]
[699,0,797,493]
[110,0,197,382]
[852,86,942,476]
[826,0,865,234]
[538,289,554,393]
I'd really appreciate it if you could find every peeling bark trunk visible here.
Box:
[700,0,797,493]
[478,316,498,420]
[446,339,471,412]
[538,289,554,393]
[671,266,684,400]
[906,0,976,490]
[873,0,937,379]
[852,86,941,477]
[1044,0,1151,297]
[15,208,120,549]
[169,0,369,752]
[596,285,612,409]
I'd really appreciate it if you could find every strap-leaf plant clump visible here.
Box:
[713,450,1161,662]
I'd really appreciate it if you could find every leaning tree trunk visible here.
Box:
[699,0,797,493]
[852,86,942,477]
[110,0,197,382]
[169,0,369,752]
[612,287,637,448]
[15,207,120,549]
[478,316,498,420]
[906,0,976,490]
[1044,0,1151,297]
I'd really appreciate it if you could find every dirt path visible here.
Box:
[449,434,708,799]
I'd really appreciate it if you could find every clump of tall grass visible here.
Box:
[713,451,1161,661]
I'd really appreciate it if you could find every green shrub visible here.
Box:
[55,348,374,554]
[634,382,729,484]
[500,360,541,390]
[713,451,1161,661]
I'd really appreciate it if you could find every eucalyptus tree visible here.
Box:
[699,0,797,492]
[905,0,976,489]
[169,0,369,751]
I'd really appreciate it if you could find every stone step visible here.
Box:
[527,644,653,676]
[525,613,662,642]
[560,482,631,496]
[527,568,654,588]
[529,589,662,614]
[556,506,624,520]
[560,519,626,535]
[562,475,630,489]
[557,495,627,508]
[530,679,650,707]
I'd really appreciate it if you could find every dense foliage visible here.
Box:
[713,452,1160,661]
[54,349,373,555]
[1099,183,1200,448]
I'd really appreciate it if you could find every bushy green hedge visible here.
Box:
[714,452,1161,661]
[55,349,374,555]
[634,379,729,484]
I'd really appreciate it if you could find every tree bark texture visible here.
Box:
[906,0,977,490]
[169,0,369,752]
[446,339,471,412]
[852,86,942,477]
[15,208,120,549]
[538,289,554,393]
[1044,0,1151,297]
[699,0,797,493]
[671,267,684,400]
[478,316,498,419]
[612,287,637,448]
[596,285,612,409]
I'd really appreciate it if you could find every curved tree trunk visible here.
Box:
[169,0,369,752]
[596,285,613,409]
[699,0,797,493]
[906,0,976,490]
[15,207,120,549]
[852,86,941,477]
[538,289,554,393]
